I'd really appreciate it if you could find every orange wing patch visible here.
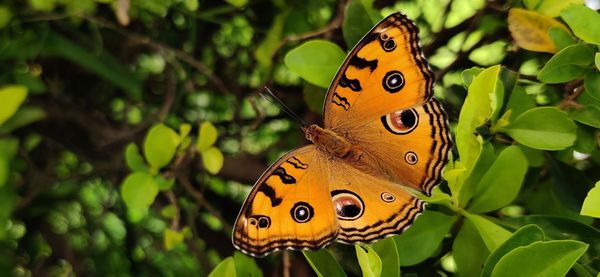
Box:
[324,12,434,130]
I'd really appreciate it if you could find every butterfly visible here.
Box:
[233,12,451,257]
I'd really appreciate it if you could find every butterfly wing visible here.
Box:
[232,146,339,257]
[323,12,434,130]
[347,99,451,196]
[326,160,425,243]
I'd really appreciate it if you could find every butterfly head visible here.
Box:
[303,124,321,143]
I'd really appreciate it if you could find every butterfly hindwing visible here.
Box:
[324,12,434,129]
[346,99,451,196]
[232,146,339,257]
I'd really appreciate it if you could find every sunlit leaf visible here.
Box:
[144,124,180,169]
[581,181,600,218]
[356,245,382,277]
[482,225,545,277]
[372,238,400,277]
[303,249,347,277]
[284,40,345,88]
[0,85,28,126]
[0,106,46,134]
[202,146,224,174]
[523,0,583,17]
[120,172,159,220]
[125,143,147,172]
[164,229,184,250]
[508,8,568,53]
[465,213,512,251]
[208,257,236,277]
[548,27,576,51]
[233,251,263,277]
[453,219,490,276]
[197,121,218,153]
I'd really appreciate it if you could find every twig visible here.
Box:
[166,190,181,230]
[177,175,233,231]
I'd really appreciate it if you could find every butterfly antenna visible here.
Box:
[260,86,308,128]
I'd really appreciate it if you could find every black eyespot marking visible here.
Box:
[381,109,419,135]
[383,71,405,93]
[273,167,296,184]
[248,215,271,229]
[291,202,314,223]
[339,74,362,92]
[378,33,397,52]
[405,151,418,165]
[381,192,396,202]
[331,190,365,221]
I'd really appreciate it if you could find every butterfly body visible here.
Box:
[233,12,451,257]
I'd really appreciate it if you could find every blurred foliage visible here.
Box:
[0,0,599,276]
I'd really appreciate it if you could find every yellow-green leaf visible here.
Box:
[120,172,159,212]
[144,124,180,169]
[561,5,600,45]
[202,146,224,174]
[523,0,583,17]
[164,229,184,250]
[356,245,382,277]
[197,121,218,152]
[508,8,569,53]
[0,85,28,126]
[581,181,600,218]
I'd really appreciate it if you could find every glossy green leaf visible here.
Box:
[482,225,545,277]
[125,143,147,172]
[202,146,224,175]
[469,146,528,213]
[0,85,28,126]
[548,27,576,51]
[491,240,588,277]
[343,0,377,48]
[581,181,600,218]
[453,219,490,276]
[537,44,595,83]
[233,251,263,277]
[372,238,400,277]
[523,0,583,17]
[584,70,600,101]
[197,121,218,152]
[164,229,184,250]
[284,40,346,88]
[394,210,457,266]
[461,67,483,88]
[459,142,495,205]
[506,86,536,121]
[570,106,600,128]
[120,172,159,219]
[502,107,577,150]
[465,213,512,251]
[303,249,347,277]
[356,245,381,277]
[208,257,236,277]
[144,124,180,169]
[561,5,600,45]
[0,106,46,134]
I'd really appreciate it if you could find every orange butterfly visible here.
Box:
[233,12,451,257]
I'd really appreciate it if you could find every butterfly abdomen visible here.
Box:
[304,124,365,163]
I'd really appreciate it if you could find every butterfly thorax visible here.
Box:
[304,124,364,162]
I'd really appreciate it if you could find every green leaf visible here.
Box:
[501,107,577,150]
[506,86,536,121]
[343,0,377,48]
[208,257,236,277]
[255,13,286,68]
[120,172,159,220]
[596,52,600,70]
[461,67,484,88]
[518,145,545,167]
[570,106,600,128]
[469,41,507,66]
[225,0,248,8]
[574,125,596,154]
[561,5,600,45]
[482,225,545,277]
[0,106,46,134]
[537,44,595,83]
[393,210,457,266]
[468,146,528,213]
[356,245,382,277]
[584,70,600,101]
[144,124,180,169]
[465,213,512,251]
[179,123,191,140]
[125,143,148,172]
[303,249,347,277]
[0,85,28,126]
[233,251,263,277]
[523,0,583,17]
[491,240,588,277]
[372,238,400,277]
[197,121,218,152]
[164,229,184,250]
[202,146,224,175]
[581,181,600,218]
[284,40,346,88]
[453,219,490,276]
[549,27,576,51]
[303,83,327,114]
[155,175,174,191]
